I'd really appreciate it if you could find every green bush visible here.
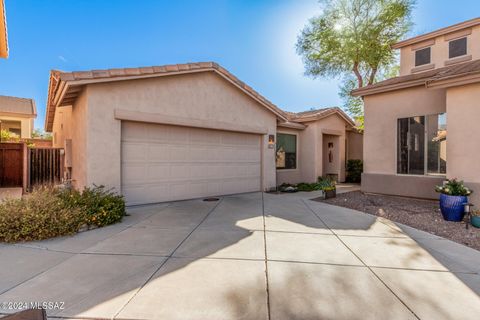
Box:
[346,159,363,183]
[58,186,126,227]
[0,186,126,243]
[318,176,336,191]
[295,183,319,192]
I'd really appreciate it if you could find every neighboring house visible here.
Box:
[0,0,7,58]
[0,95,36,139]
[352,17,480,204]
[46,62,362,205]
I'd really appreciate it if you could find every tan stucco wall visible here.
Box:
[346,131,363,160]
[73,72,278,193]
[446,82,480,205]
[276,113,350,185]
[276,126,317,185]
[52,90,88,189]
[0,115,34,138]
[400,25,480,76]
[315,114,347,181]
[363,86,446,175]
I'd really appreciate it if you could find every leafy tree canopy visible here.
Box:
[297,0,414,128]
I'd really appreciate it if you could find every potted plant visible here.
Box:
[319,177,336,199]
[471,210,480,228]
[435,179,472,222]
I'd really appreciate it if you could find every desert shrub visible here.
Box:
[58,185,126,227]
[346,159,363,183]
[0,187,84,242]
[0,186,125,243]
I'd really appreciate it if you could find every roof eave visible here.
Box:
[392,17,480,49]
[351,80,427,97]
[290,109,356,127]
[277,121,307,130]
[426,72,480,89]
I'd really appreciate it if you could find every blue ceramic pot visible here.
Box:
[471,215,480,228]
[439,194,467,222]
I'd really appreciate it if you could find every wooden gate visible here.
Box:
[29,148,63,187]
[0,143,24,187]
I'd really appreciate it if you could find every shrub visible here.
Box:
[318,176,336,190]
[435,178,472,196]
[296,182,322,192]
[0,187,84,242]
[346,159,363,183]
[0,186,126,243]
[61,186,126,227]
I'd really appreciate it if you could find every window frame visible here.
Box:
[414,47,431,67]
[396,113,447,177]
[276,132,298,171]
[448,37,467,59]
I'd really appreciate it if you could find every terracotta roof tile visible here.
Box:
[45,62,290,131]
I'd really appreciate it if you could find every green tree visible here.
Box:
[297,0,414,128]
[32,128,52,140]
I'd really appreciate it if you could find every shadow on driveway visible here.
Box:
[0,191,479,319]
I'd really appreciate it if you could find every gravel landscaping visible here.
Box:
[315,191,480,251]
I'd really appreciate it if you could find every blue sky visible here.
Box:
[1,0,479,129]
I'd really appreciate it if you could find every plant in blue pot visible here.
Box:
[435,179,472,222]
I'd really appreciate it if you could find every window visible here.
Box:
[397,113,446,175]
[449,37,467,58]
[276,133,296,169]
[8,128,21,137]
[415,47,431,66]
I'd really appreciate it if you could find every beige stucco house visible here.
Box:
[0,95,36,139]
[46,62,362,205]
[353,17,480,204]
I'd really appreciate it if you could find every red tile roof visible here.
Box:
[45,62,356,132]
[46,62,290,131]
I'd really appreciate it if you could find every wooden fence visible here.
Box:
[0,143,25,188]
[29,148,63,188]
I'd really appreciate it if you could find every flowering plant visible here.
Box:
[435,178,472,196]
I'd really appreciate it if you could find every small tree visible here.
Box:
[32,128,52,140]
[297,0,414,128]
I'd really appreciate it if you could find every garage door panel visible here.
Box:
[122,122,261,205]
[123,164,148,183]
[147,164,171,181]
[147,144,170,161]
[169,146,189,161]
[122,143,148,162]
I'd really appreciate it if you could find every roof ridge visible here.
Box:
[45,61,289,131]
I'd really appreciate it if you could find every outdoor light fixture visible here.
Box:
[464,203,474,229]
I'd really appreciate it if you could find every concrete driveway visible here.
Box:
[1,191,480,320]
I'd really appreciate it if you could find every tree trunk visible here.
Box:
[368,67,378,85]
[352,62,363,88]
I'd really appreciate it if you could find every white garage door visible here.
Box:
[121,121,262,205]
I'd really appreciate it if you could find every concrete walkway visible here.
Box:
[1,191,479,319]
